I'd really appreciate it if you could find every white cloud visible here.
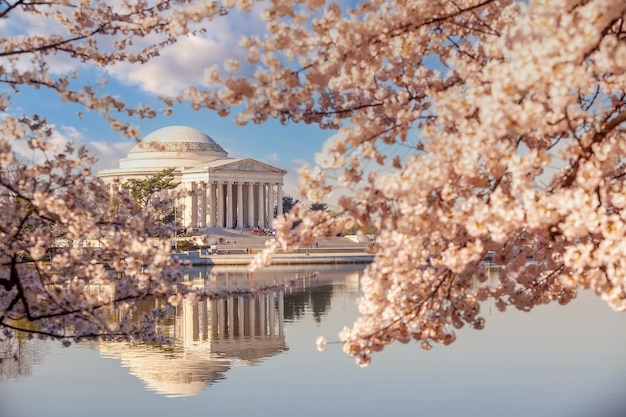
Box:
[106,10,266,96]
[3,3,267,95]
[59,125,84,141]
[6,121,132,174]
[107,34,230,95]
[9,126,72,165]
[282,169,300,200]
[87,140,134,172]
[54,125,134,172]
[281,158,308,200]
[49,125,134,173]
[262,152,279,166]
[223,146,246,159]
[1,7,87,75]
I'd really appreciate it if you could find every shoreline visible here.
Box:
[171,250,374,266]
[171,231,374,266]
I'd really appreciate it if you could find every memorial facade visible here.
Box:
[97,126,287,230]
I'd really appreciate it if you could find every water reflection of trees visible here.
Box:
[283,285,334,323]
[0,323,48,381]
[196,264,363,329]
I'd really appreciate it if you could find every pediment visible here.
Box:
[209,158,286,174]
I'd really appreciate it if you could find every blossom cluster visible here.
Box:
[4,0,626,367]
[194,0,626,365]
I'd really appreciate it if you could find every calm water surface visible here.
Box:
[1,264,625,417]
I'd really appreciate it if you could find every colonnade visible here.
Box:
[183,181,283,230]
[180,291,285,342]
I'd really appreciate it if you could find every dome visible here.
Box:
[120,126,228,169]
[129,126,226,153]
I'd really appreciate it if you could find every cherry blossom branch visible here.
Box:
[561,108,626,188]
[0,0,25,18]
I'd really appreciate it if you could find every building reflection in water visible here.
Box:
[99,290,287,398]
[98,265,364,398]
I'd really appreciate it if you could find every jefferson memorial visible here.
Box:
[97,126,286,230]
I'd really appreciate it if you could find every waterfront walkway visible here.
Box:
[172,228,374,266]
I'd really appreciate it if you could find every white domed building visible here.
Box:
[97,126,286,230]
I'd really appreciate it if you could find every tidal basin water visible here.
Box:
[1,264,625,417]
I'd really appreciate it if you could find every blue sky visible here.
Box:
[3,4,336,202]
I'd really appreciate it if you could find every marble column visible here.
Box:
[210,299,217,339]
[238,296,245,338]
[199,299,208,341]
[217,181,224,228]
[200,182,207,228]
[183,182,196,230]
[259,293,266,335]
[183,298,194,344]
[237,182,243,229]
[248,183,255,228]
[257,183,265,228]
[268,290,275,336]
[191,182,198,229]
[227,297,234,340]
[249,297,256,336]
[217,298,226,339]
[209,182,217,228]
[277,183,283,217]
[267,183,274,229]
[278,290,284,336]
[226,180,233,228]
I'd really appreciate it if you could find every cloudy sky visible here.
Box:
[3,3,336,203]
